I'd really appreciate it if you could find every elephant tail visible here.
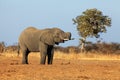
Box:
[17,43,20,57]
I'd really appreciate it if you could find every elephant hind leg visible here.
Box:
[39,42,47,64]
[22,49,30,64]
[40,53,46,64]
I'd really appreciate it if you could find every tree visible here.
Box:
[73,8,111,52]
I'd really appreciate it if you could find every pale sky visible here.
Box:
[0,0,120,46]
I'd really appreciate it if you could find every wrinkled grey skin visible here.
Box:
[18,27,72,64]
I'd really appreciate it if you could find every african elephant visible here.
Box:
[18,27,72,64]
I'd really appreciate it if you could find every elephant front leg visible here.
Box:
[47,52,54,64]
[47,46,54,64]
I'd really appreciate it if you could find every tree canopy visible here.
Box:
[73,8,111,39]
[73,8,111,51]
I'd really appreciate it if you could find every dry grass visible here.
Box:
[1,51,120,80]
[1,51,120,61]
[1,52,19,58]
[55,51,120,60]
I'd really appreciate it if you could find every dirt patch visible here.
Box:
[0,53,120,80]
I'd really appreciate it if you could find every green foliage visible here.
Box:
[73,8,111,38]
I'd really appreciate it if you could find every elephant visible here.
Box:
[18,27,72,64]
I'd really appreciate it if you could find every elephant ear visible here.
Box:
[39,31,55,45]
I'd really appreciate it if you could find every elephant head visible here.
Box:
[39,28,72,45]
[63,32,72,41]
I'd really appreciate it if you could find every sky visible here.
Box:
[0,0,120,47]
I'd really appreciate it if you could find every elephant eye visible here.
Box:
[56,33,60,37]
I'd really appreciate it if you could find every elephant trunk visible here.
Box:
[63,32,71,41]
[63,32,75,41]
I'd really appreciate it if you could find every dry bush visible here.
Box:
[1,41,120,62]
[55,42,120,54]
[0,42,5,53]
[54,51,120,60]
[67,46,80,53]
[85,42,120,54]
[1,42,120,55]
[54,46,80,54]
[4,45,18,53]
[54,46,69,53]
[2,51,120,60]
[0,42,18,54]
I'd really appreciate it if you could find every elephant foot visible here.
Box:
[48,62,52,65]
[22,61,28,64]
[22,62,28,64]
[40,61,46,65]
[40,62,45,65]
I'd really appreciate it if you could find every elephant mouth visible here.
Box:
[54,39,65,44]
[60,40,65,43]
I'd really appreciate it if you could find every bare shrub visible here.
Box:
[55,42,120,54]
[67,46,80,53]
[1,41,120,54]
[85,42,120,54]
[0,42,5,53]
[54,46,69,53]
[4,45,18,53]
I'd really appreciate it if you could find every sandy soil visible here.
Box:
[0,53,120,80]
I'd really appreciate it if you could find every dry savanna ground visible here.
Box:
[0,52,120,80]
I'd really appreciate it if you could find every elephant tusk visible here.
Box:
[63,39,69,41]
[64,38,75,41]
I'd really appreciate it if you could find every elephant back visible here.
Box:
[19,27,40,51]
[24,26,37,32]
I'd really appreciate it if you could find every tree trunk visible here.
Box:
[81,42,85,53]
[80,37,86,53]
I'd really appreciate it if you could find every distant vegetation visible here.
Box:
[0,42,18,53]
[55,42,120,54]
[0,41,120,54]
